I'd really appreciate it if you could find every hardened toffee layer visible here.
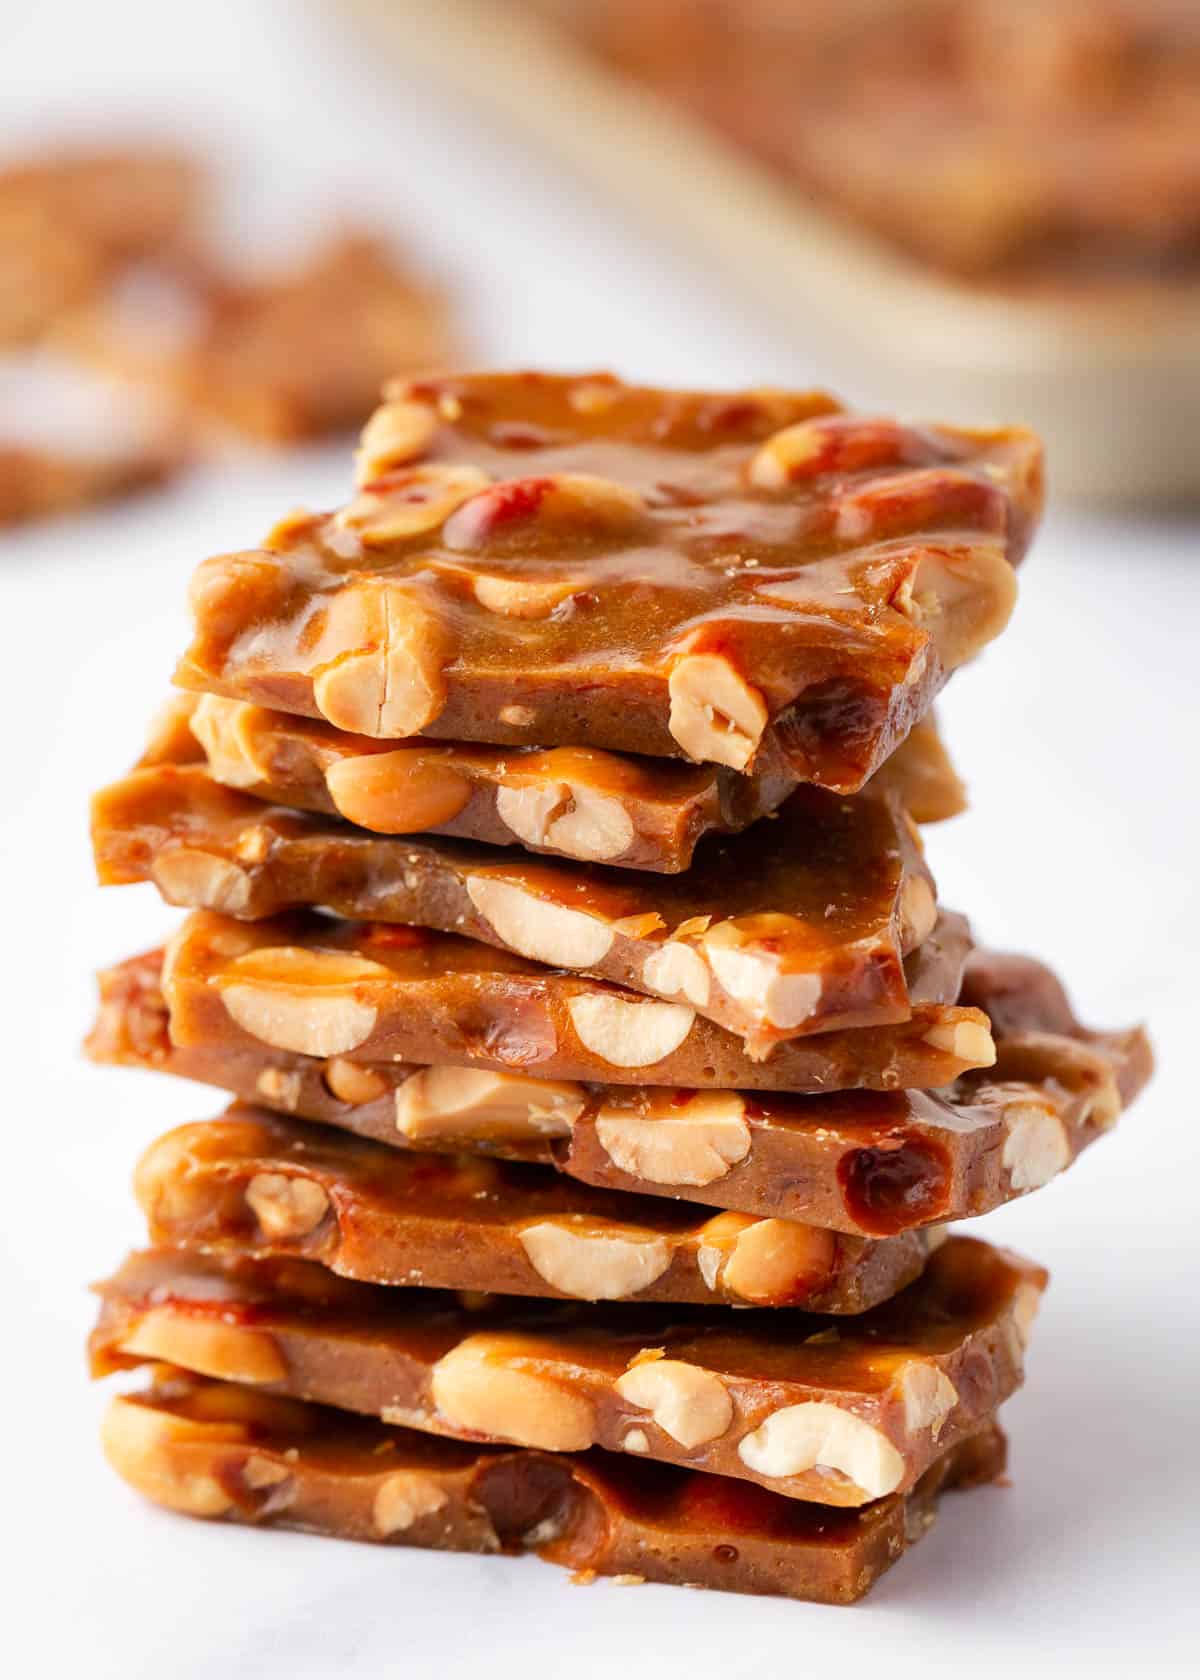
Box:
[93,757,940,1052]
[93,1236,1039,1507]
[174,372,1041,788]
[99,1370,1007,1603]
[148,691,964,873]
[146,907,986,1092]
[130,1107,939,1312]
[88,947,1151,1233]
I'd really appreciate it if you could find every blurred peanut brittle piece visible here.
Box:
[87,946,1151,1230]
[533,0,1200,280]
[93,1234,1040,1504]
[126,1108,938,1312]
[97,1368,1007,1602]
[93,757,942,1051]
[0,435,178,528]
[0,352,186,527]
[175,372,1041,786]
[0,145,200,346]
[69,231,454,444]
[153,906,983,1092]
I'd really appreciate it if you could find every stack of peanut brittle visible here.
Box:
[86,371,1151,1604]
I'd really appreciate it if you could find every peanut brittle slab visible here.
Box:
[156,907,987,1092]
[155,693,963,872]
[94,1235,1038,1507]
[99,1370,1006,1602]
[175,371,1041,787]
[131,1108,935,1311]
[94,760,940,1052]
[89,949,1151,1233]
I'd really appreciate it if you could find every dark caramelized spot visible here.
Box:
[471,1455,582,1554]
[838,1137,950,1235]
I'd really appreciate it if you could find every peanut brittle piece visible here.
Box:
[130,1107,936,1311]
[93,1234,1039,1506]
[175,372,1041,786]
[0,145,200,345]
[155,907,986,1091]
[165,694,962,870]
[87,947,1150,1232]
[94,760,940,1051]
[157,692,958,871]
[98,1369,1006,1602]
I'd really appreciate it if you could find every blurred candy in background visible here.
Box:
[345,0,1200,498]
[0,138,454,526]
[6,0,1199,519]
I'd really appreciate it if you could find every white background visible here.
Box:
[2,3,1197,1674]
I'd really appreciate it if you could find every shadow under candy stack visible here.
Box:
[85,371,1152,1603]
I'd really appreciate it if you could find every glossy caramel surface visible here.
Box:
[177,372,1040,783]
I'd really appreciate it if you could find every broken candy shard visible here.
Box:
[99,1369,1007,1603]
[155,906,986,1092]
[160,692,963,872]
[93,1234,1040,1506]
[129,1106,937,1312]
[87,946,1150,1233]
[174,371,1041,787]
[93,758,940,1051]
